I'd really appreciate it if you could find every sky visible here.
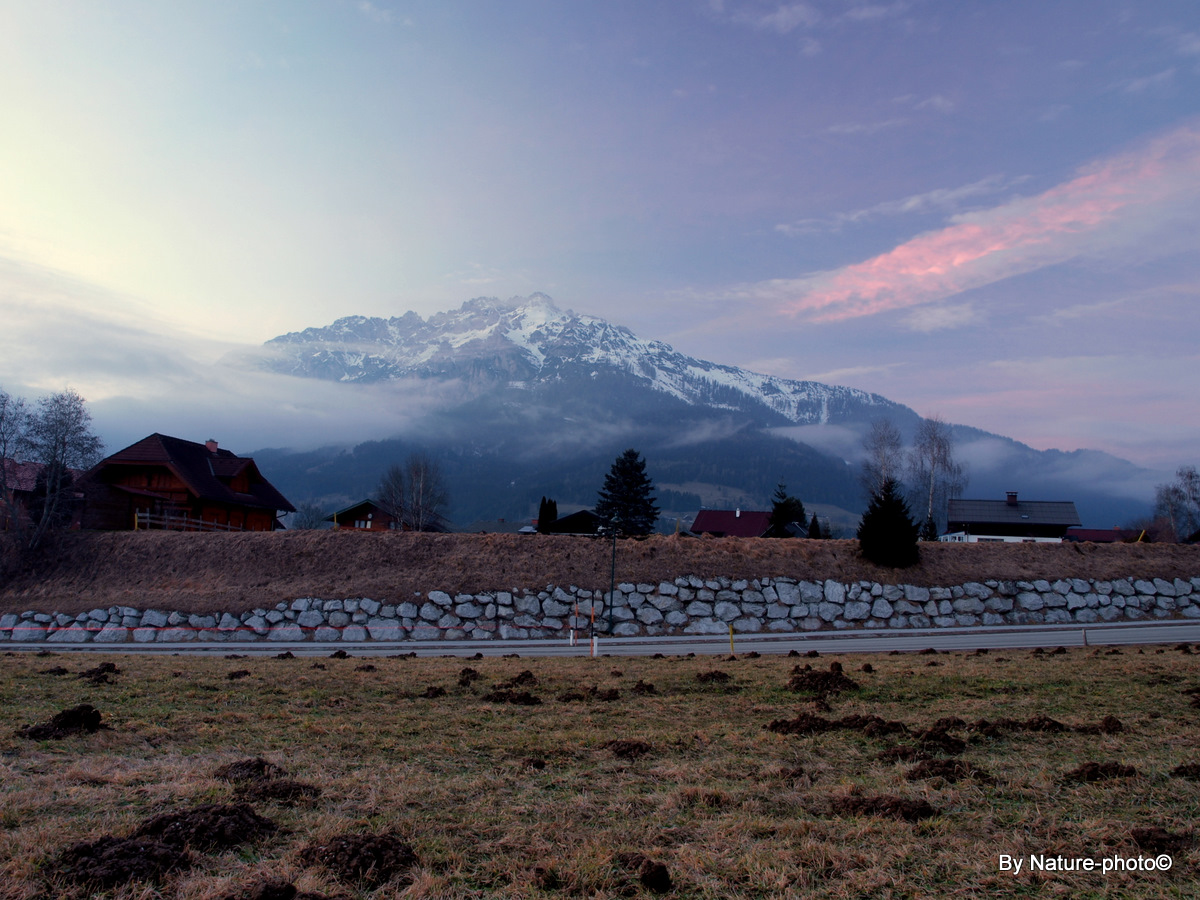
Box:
[1,0,1198,474]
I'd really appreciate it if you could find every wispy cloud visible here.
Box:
[903,302,980,332]
[825,117,907,135]
[355,2,412,26]
[1118,68,1176,94]
[736,3,821,34]
[776,174,1017,235]
[749,124,1200,323]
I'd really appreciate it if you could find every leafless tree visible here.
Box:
[375,464,407,524]
[0,388,28,535]
[860,419,904,498]
[1154,465,1200,541]
[0,387,104,552]
[906,415,966,535]
[385,453,449,532]
[290,503,330,530]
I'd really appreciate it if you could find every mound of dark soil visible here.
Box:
[556,690,587,702]
[838,714,908,736]
[353,664,376,672]
[522,756,546,770]
[498,669,538,688]
[329,649,349,659]
[458,667,481,686]
[481,689,542,705]
[1170,763,1200,779]
[222,879,344,900]
[39,665,71,675]
[132,803,276,850]
[420,685,446,698]
[968,717,1024,738]
[1131,826,1192,852]
[1023,714,1068,733]
[237,779,322,805]
[696,670,731,683]
[787,662,859,696]
[605,739,652,759]
[51,835,190,888]
[214,758,289,783]
[631,679,657,695]
[19,703,105,739]
[906,758,992,783]
[79,662,121,684]
[616,853,673,894]
[913,727,966,755]
[595,688,621,701]
[765,712,908,737]
[297,831,418,886]
[227,670,252,681]
[764,712,833,736]
[1064,762,1138,783]
[831,795,938,822]
[1075,715,1124,735]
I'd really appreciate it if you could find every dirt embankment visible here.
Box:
[1,531,1197,617]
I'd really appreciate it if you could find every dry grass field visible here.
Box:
[3,645,1200,898]
[2,531,1197,617]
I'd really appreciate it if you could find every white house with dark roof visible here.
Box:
[940,492,1081,543]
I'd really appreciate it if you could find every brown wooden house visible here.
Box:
[325,499,403,531]
[80,434,295,532]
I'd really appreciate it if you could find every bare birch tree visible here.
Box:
[402,452,449,532]
[1154,465,1200,541]
[906,415,966,536]
[860,419,905,498]
[375,464,407,525]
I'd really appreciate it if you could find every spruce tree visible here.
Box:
[537,496,558,534]
[766,481,806,538]
[595,449,659,535]
[857,477,920,567]
[807,515,822,539]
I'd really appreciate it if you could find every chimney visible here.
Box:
[1006,491,1018,506]
[205,439,219,453]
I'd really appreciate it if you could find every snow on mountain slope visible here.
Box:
[258,294,907,427]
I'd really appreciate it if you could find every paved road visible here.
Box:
[7,620,1200,657]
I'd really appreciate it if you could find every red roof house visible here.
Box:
[691,508,772,538]
[80,434,294,532]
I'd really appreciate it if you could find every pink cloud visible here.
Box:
[783,125,1200,323]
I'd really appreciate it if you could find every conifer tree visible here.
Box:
[807,515,823,539]
[766,481,806,538]
[595,449,659,536]
[537,496,558,534]
[857,477,920,567]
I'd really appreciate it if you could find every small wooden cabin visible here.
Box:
[325,499,403,531]
[80,434,294,532]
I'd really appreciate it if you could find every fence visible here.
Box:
[134,511,245,533]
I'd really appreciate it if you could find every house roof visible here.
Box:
[2,459,43,493]
[1064,527,1137,543]
[3,459,85,493]
[692,508,772,538]
[92,434,295,513]
[947,497,1080,528]
[325,499,397,522]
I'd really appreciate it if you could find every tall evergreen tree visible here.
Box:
[807,515,823,539]
[595,449,659,535]
[537,496,558,534]
[766,481,806,538]
[857,477,920,568]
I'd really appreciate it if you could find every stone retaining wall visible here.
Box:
[3,575,1199,644]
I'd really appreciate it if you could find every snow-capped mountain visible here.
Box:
[258,293,908,428]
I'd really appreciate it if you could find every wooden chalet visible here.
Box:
[691,508,772,538]
[940,492,1080,543]
[80,434,294,532]
[325,499,403,531]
